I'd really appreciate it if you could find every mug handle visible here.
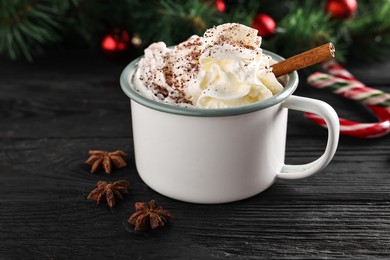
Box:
[277,95,340,179]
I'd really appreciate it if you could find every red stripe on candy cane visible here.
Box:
[305,112,390,138]
[322,60,356,81]
[306,61,390,138]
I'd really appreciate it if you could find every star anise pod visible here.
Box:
[85,150,128,174]
[128,200,173,231]
[87,180,129,208]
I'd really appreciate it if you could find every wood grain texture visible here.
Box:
[0,52,389,259]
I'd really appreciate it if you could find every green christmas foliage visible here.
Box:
[346,0,390,61]
[127,0,221,46]
[0,0,389,62]
[0,0,131,61]
[0,0,68,61]
[264,1,341,61]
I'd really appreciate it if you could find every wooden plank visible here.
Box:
[0,136,389,258]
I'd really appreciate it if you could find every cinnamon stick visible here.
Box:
[271,43,335,77]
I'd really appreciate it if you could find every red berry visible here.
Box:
[251,13,276,38]
[325,0,358,19]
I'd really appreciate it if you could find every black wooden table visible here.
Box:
[1,51,389,259]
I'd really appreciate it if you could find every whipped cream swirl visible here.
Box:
[132,23,283,108]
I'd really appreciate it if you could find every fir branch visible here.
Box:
[0,0,70,61]
[128,0,221,47]
[222,0,259,26]
[62,0,131,48]
[346,0,390,61]
[158,0,208,34]
[263,1,343,62]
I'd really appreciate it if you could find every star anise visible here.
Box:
[87,180,129,208]
[128,200,173,231]
[85,150,128,174]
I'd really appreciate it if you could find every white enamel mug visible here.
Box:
[120,50,340,204]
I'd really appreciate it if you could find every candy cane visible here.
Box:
[305,61,390,138]
[321,60,357,81]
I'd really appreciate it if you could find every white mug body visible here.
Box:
[131,100,288,203]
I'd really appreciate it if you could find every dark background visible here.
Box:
[0,50,389,259]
